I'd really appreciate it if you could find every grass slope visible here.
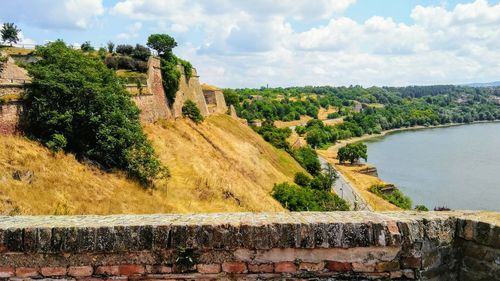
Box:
[0,115,305,215]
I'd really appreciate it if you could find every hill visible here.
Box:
[465,81,500,87]
[0,115,305,215]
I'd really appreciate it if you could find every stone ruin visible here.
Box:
[202,84,228,115]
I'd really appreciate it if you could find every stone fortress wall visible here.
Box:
[0,211,497,280]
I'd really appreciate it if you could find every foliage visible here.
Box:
[147,34,177,56]
[80,41,94,52]
[272,182,349,211]
[160,53,181,104]
[182,100,204,124]
[310,163,337,191]
[414,204,429,211]
[107,41,115,53]
[223,89,240,107]
[0,53,7,73]
[116,44,134,55]
[97,47,107,59]
[369,184,412,210]
[292,147,321,175]
[22,41,168,187]
[337,143,368,164]
[175,247,198,272]
[294,172,311,187]
[1,22,20,45]
[254,120,292,150]
[132,44,151,61]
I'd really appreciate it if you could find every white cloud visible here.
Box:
[115,22,143,40]
[0,0,104,30]
[114,0,500,87]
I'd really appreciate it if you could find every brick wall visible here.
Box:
[0,101,22,135]
[0,211,497,280]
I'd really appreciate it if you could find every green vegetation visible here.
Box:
[369,184,412,210]
[337,143,368,164]
[254,120,292,150]
[104,44,149,73]
[272,182,349,211]
[0,53,7,72]
[292,147,321,175]
[1,22,20,45]
[414,205,429,211]
[182,100,204,123]
[80,41,94,52]
[22,41,168,187]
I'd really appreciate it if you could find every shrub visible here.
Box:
[116,44,134,55]
[104,56,119,69]
[134,60,148,73]
[292,147,321,175]
[117,56,135,70]
[107,41,115,53]
[294,172,311,187]
[182,100,204,123]
[80,41,94,52]
[414,205,429,211]
[337,142,368,164]
[23,41,168,187]
[98,47,107,59]
[132,44,151,61]
[369,184,412,210]
[271,182,349,211]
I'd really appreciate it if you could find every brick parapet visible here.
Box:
[0,211,497,280]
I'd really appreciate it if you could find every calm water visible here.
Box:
[364,122,500,211]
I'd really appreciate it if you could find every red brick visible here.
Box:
[0,266,14,278]
[41,266,67,277]
[145,265,173,274]
[68,266,94,277]
[326,261,352,272]
[15,267,39,278]
[274,262,296,273]
[118,265,145,275]
[222,262,247,273]
[248,263,274,273]
[197,264,221,274]
[401,256,421,269]
[299,262,325,272]
[95,265,120,276]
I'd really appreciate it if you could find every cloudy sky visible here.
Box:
[1,0,499,87]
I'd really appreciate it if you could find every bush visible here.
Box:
[414,205,429,211]
[116,44,134,55]
[182,100,204,123]
[117,56,135,70]
[369,184,412,210]
[23,41,168,187]
[80,41,94,52]
[98,47,107,59]
[104,56,119,69]
[107,41,115,53]
[271,182,349,211]
[132,44,151,61]
[134,60,148,73]
[294,172,311,187]
[292,147,321,175]
[337,142,368,164]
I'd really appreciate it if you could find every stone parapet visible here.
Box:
[0,211,498,280]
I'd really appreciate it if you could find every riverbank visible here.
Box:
[318,120,500,211]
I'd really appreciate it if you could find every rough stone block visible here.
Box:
[248,263,274,273]
[40,266,66,276]
[222,262,247,273]
[196,263,221,274]
[375,261,400,272]
[0,266,14,277]
[145,265,173,274]
[274,261,296,273]
[118,264,145,275]
[352,262,375,272]
[15,267,39,278]
[326,261,352,272]
[68,266,94,277]
[299,262,325,272]
[95,265,120,276]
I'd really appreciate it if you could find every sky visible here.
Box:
[1,0,499,88]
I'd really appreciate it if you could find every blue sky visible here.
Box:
[1,0,499,87]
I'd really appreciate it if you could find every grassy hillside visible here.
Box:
[0,115,305,215]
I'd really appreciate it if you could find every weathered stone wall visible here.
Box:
[0,101,22,134]
[171,67,210,118]
[0,211,497,280]
[203,89,228,115]
[131,57,172,122]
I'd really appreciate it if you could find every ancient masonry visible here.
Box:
[0,211,498,280]
[0,55,235,134]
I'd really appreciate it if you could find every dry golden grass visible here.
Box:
[274,115,312,128]
[0,115,305,215]
[317,148,400,211]
[318,107,338,120]
[0,47,34,56]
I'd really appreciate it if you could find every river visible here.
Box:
[364,122,500,211]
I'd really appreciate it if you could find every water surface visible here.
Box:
[364,122,500,211]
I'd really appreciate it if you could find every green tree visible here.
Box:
[1,22,20,45]
[337,143,368,164]
[80,41,94,52]
[292,147,321,175]
[271,182,349,211]
[147,34,177,57]
[294,172,311,187]
[182,100,204,123]
[22,41,168,187]
[107,41,115,53]
[223,89,240,107]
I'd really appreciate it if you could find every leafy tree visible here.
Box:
[294,172,311,187]
[80,41,94,52]
[337,143,368,164]
[132,44,151,61]
[147,34,177,56]
[369,184,412,210]
[414,205,429,211]
[107,41,115,53]
[223,89,240,107]
[116,44,134,55]
[1,22,20,45]
[292,147,321,175]
[22,41,168,187]
[182,100,204,123]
